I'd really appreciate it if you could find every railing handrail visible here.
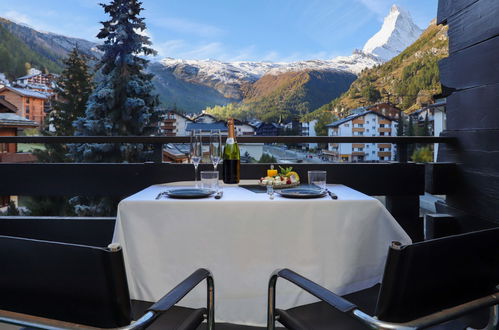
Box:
[0,136,457,144]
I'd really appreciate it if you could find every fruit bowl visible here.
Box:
[258,168,300,188]
[258,181,300,189]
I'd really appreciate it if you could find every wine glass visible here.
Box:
[209,129,222,170]
[190,130,202,187]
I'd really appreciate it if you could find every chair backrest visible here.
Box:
[375,227,499,322]
[0,234,132,328]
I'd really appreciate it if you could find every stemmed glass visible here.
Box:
[209,129,222,170]
[190,130,202,187]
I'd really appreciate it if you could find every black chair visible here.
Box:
[0,218,214,330]
[268,227,499,329]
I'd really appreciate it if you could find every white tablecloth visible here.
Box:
[113,182,411,326]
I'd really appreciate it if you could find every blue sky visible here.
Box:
[0,0,437,62]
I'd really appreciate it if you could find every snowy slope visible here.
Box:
[158,5,422,83]
[363,5,423,61]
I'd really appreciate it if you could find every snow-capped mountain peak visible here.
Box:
[363,4,423,61]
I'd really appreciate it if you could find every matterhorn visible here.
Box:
[363,4,423,61]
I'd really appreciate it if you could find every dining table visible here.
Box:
[112,180,411,326]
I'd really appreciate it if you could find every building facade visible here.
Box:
[160,111,194,136]
[0,87,48,125]
[326,110,398,162]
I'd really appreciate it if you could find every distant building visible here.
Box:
[411,98,446,161]
[15,72,58,91]
[234,119,256,136]
[365,102,403,121]
[301,120,318,150]
[186,122,228,134]
[255,122,279,136]
[0,95,38,208]
[326,110,398,162]
[193,113,218,124]
[0,86,49,125]
[0,95,38,154]
[160,111,194,136]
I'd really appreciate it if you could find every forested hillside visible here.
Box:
[205,69,356,122]
[0,24,62,79]
[317,21,448,114]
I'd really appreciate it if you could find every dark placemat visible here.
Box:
[239,185,268,193]
[239,184,317,193]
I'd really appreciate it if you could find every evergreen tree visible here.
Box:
[70,0,162,163]
[35,47,93,163]
[28,48,92,216]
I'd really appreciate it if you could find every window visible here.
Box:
[356,131,363,136]
[366,120,369,124]
[367,129,370,132]
[356,148,364,152]
[380,132,385,136]
[380,124,385,128]
[26,98,30,104]
[344,124,349,127]
[372,151,375,154]
[357,124,363,128]
[372,126,375,130]
[25,115,29,119]
[25,106,30,114]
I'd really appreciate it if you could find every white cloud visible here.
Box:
[151,17,224,38]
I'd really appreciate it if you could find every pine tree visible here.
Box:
[35,47,93,163]
[70,0,162,163]
[28,48,92,216]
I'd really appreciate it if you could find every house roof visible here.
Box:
[0,96,17,113]
[167,110,193,121]
[193,113,218,122]
[326,110,396,128]
[16,73,41,80]
[0,113,39,127]
[256,122,279,129]
[0,86,48,99]
[186,122,228,132]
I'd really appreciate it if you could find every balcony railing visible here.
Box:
[0,135,457,241]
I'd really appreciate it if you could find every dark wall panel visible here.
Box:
[446,84,499,130]
[0,163,425,197]
[438,0,499,225]
[446,169,499,222]
[447,0,499,54]
[439,36,499,90]
[437,0,479,24]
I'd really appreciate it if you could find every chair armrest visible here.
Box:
[268,268,499,330]
[144,268,215,330]
[272,268,357,312]
[147,268,213,313]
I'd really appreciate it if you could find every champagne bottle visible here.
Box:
[222,118,240,184]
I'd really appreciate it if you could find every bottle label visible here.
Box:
[226,138,234,145]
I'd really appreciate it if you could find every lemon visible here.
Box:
[286,171,300,182]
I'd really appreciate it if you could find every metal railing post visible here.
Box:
[153,143,163,163]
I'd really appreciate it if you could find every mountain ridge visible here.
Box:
[316,20,448,114]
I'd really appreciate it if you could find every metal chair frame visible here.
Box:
[0,268,215,330]
[268,268,498,330]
